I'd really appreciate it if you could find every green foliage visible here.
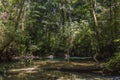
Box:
[0,0,120,63]
[105,53,120,72]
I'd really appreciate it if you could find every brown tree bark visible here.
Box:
[90,0,99,62]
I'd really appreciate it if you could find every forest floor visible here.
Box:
[37,60,103,70]
[1,60,120,80]
[38,60,105,74]
[8,60,104,75]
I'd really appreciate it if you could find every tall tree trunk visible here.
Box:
[90,0,99,62]
[21,7,26,31]
[15,0,25,31]
[109,0,115,56]
[108,0,118,56]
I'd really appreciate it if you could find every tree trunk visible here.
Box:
[90,0,99,62]
[0,0,25,61]
[15,0,25,31]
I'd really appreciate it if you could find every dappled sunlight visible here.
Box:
[34,61,47,65]
[8,65,39,74]
[71,62,95,67]
[38,61,97,69]
[0,60,119,80]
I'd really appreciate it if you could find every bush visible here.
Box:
[105,53,120,72]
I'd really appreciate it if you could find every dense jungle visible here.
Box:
[0,0,120,80]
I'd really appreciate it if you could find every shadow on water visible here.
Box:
[0,59,120,80]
